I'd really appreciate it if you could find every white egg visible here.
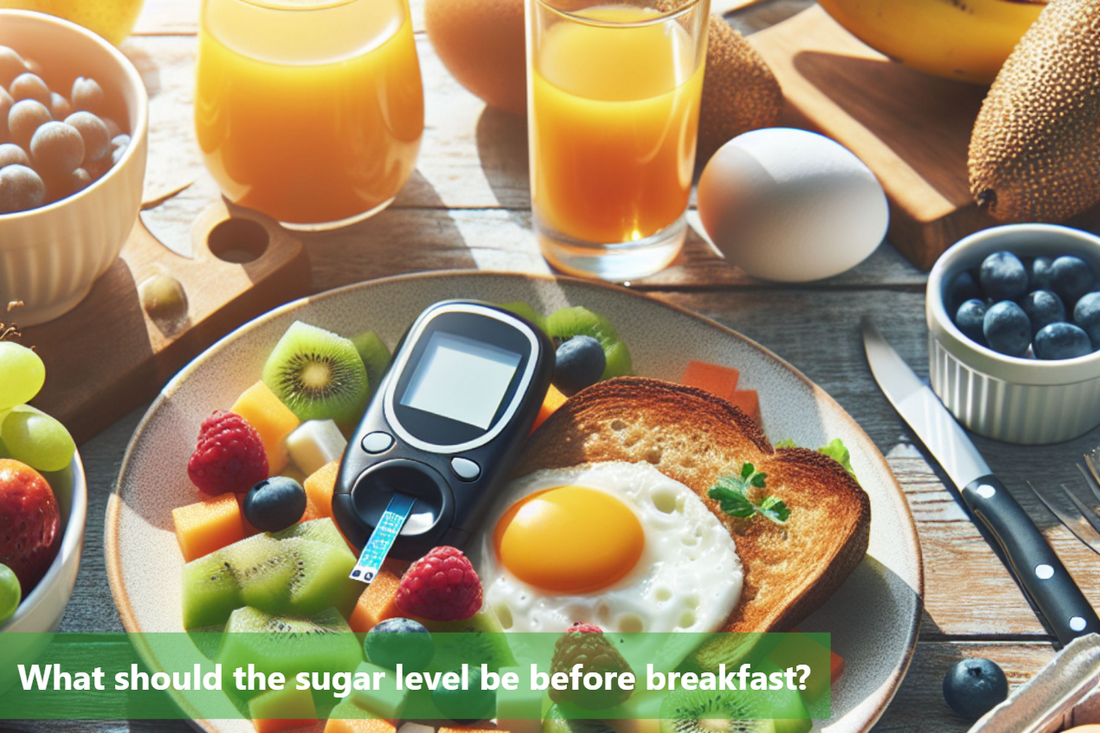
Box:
[697,127,889,282]
[474,462,742,638]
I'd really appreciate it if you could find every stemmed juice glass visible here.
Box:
[195,0,424,230]
[526,0,709,280]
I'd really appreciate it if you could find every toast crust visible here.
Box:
[513,377,871,635]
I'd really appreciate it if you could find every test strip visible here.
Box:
[350,492,416,584]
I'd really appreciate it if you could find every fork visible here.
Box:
[1025,448,1100,555]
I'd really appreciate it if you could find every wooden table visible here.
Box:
[23,0,1100,731]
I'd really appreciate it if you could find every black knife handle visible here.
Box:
[963,475,1100,645]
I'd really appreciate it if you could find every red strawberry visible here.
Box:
[395,546,482,621]
[0,459,60,595]
[187,411,268,495]
[550,622,633,709]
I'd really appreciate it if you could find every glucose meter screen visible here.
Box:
[401,332,522,430]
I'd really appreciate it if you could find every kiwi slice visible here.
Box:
[544,306,632,380]
[216,606,362,686]
[350,331,391,397]
[181,532,361,629]
[497,301,548,331]
[262,321,369,425]
[425,608,518,673]
[659,689,776,733]
[272,517,347,548]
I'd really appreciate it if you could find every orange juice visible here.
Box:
[195,0,424,227]
[529,5,705,245]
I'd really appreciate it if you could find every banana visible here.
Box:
[817,0,1044,84]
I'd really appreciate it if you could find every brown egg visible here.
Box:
[424,0,527,117]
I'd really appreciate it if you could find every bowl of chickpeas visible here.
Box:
[0,10,147,327]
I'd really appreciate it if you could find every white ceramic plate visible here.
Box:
[106,272,923,733]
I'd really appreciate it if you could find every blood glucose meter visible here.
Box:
[333,300,554,582]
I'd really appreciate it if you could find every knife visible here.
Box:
[862,318,1099,645]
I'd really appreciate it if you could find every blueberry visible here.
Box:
[1035,322,1092,360]
[363,618,434,671]
[1051,255,1096,306]
[1074,292,1100,347]
[954,299,987,345]
[1028,257,1055,291]
[1020,290,1065,336]
[948,271,982,312]
[979,251,1028,302]
[553,335,606,397]
[983,301,1031,357]
[432,666,495,723]
[242,476,306,532]
[942,658,1008,720]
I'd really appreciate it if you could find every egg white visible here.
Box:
[475,461,742,636]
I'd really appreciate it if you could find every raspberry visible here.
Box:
[187,410,268,495]
[550,623,633,710]
[395,546,482,622]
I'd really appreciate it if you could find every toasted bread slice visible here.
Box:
[512,377,870,637]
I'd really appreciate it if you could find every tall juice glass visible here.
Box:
[526,0,708,281]
[195,0,424,229]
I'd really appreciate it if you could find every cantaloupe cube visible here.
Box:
[324,699,397,733]
[172,493,246,562]
[348,567,402,633]
[681,360,740,401]
[727,390,760,424]
[234,493,261,537]
[248,683,317,733]
[232,382,301,474]
[531,385,568,433]
[304,460,340,520]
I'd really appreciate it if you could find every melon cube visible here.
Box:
[531,384,567,433]
[348,567,401,633]
[304,460,341,521]
[727,390,760,424]
[325,699,396,733]
[680,360,740,401]
[172,493,246,562]
[232,381,301,474]
[349,661,408,718]
[288,420,347,476]
[248,685,317,733]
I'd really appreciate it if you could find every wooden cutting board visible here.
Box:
[748,5,999,270]
[19,202,310,444]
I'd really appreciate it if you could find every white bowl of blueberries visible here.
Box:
[928,224,1100,445]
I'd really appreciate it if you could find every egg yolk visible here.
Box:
[493,485,644,594]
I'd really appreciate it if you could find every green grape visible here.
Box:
[0,563,19,623]
[0,342,46,410]
[1,406,75,473]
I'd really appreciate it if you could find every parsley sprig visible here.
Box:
[707,463,790,526]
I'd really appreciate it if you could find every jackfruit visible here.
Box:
[968,0,1100,222]
[691,13,784,167]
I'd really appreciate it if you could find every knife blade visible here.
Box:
[862,318,1099,645]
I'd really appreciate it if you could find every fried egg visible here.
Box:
[476,461,742,634]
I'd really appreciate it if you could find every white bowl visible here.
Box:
[927,224,1100,445]
[0,10,148,327]
[0,452,88,633]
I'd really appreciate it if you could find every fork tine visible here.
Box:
[1060,483,1100,538]
[1080,461,1100,504]
[1086,448,1100,485]
[1026,481,1100,556]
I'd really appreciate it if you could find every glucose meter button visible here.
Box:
[362,431,394,454]
[450,457,481,482]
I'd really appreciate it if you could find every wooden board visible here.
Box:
[748,5,999,270]
[20,202,310,444]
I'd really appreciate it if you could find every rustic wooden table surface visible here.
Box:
[20,0,1100,731]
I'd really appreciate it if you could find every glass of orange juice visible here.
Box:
[526,0,709,281]
[195,0,424,229]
